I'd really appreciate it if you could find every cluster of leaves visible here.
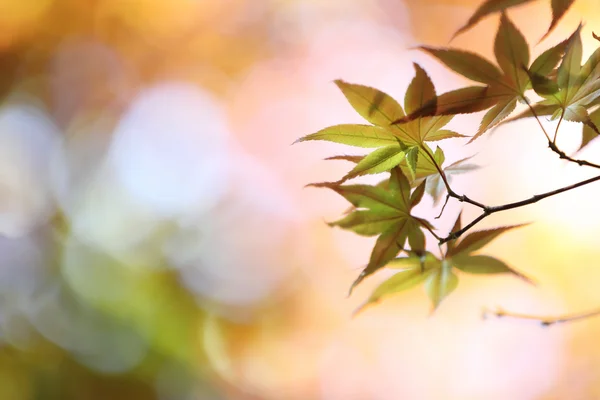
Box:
[296,0,600,313]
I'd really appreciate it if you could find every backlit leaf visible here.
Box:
[398,145,445,186]
[405,146,419,180]
[579,108,600,151]
[324,155,365,163]
[318,183,406,212]
[387,252,440,270]
[494,13,530,93]
[500,103,560,126]
[355,262,435,314]
[446,212,462,255]
[527,69,560,96]
[404,64,436,116]
[471,97,517,142]
[407,219,426,253]
[454,0,572,40]
[453,0,533,38]
[409,180,427,208]
[425,260,458,311]
[557,24,582,104]
[449,224,528,257]
[334,80,405,126]
[349,220,411,293]
[392,86,496,123]
[389,167,412,208]
[296,124,399,147]
[543,0,577,41]
[452,254,534,283]
[344,145,407,179]
[529,38,569,77]
[419,47,503,85]
[328,209,405,236]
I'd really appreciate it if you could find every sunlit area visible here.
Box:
[2,0,600,399]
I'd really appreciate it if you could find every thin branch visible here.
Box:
[439,211,489,244]
[548,141,600,169]
[420,146,487,210]
[439,173,600,244]
[485,306,600,326]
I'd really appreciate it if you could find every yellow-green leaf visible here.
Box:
[404,63,436,116]
[543,0,577,41]
[355,265,434,314]
[446,212,462,255]
[471,97,517,142]
[453,0,533,38]
[409,180,427,208]
[329,209,404,236]
[579,108,600,152]
[296,124,399,147]
[334,80,405,126]
[449,224,527,257]
[388,166,412,209]
[426,129,468,141]
[387,252,440,270]
[391,86,496,124]
[405,146,419,180]
[529,38,569,77]
[494,13,530,93]
[318,183,407,213]
[344,145,407,179]
[419,47,503,85]
[350,220,410,294]
[407,220,426,253]
[452,254,534,283]
[557,24,582,104]
[425,261,458,311]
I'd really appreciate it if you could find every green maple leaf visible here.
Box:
[527,26,600,134]
[354,212,533,314]
[353,252,441,314]
[446,213,533,283]
[393,64,466,145]
[453,0,576,41]
[320,168,433,294]
[409,13,533,141]
[296,66,466,182]
[579,107,600,152]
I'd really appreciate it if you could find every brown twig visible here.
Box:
[439,173,600,244]
[485,306,600,326]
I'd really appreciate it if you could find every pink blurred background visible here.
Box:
[1,0,600,399]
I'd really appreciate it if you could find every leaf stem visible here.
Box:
[523,96,552,142]
[552,109,564,144]
[420,146,487,210]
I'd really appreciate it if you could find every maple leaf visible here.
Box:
[453,0,576,41]
[393,64,466,145]
[353,213,533,314]
[321,168,433,294]
[297,65,467,183]
[446,213,533,283]
[406,13,533,141]
[527,25,600,135]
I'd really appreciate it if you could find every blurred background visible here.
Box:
[1,0,600,399]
